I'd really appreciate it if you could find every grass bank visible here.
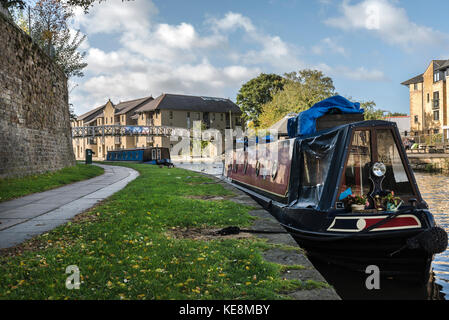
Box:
[0,164,105,203]
[0,163,326,300]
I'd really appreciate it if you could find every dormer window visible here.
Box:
[434,72,441,82]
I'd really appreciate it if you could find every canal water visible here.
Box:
[413,172,449,299]
[174,161,449,300]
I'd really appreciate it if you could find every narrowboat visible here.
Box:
[107,147,173,166]
[225,96,447,282]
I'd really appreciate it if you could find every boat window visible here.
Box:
[376,129,413,195]
[299,152,326,204]
[297,136,336,206]
[338,130,371,199]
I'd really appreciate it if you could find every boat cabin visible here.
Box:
[226,120,423,213]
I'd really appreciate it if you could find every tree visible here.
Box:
[361,100,384,120]
[31,0,72,55]
[53,28,88,78]
[386,112,408,117]
[26,0,87,78]
[284,69,335,108]
[1,0,131,13]
[236,73,285,126]
[68,103,77,120]
[0,0,26,10]
[258,69,336,128]
[258,81,304,128]
[66,0,131,13]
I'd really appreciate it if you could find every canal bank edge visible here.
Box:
[199,172,341,300]
[408,153,449,173]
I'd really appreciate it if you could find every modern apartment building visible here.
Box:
[402,59,449,136]
[71,93,242,160]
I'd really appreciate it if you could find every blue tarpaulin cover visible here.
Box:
[287,95,364,137]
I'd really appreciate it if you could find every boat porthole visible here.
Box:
[271,160,278,180]
[255,161,260,176]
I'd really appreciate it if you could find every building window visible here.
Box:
[434,129,440,134]
[105,117,108,124]
[433,110,440,121]
[220,113,224,121]
[434,72,441,82]
[413,83,418,90]
[433,92,440,109]
[197,112,201,120]
[427,93,430,103]
[169,111,173,120]
[111,117,113,123]
[212,113,215,121]
[414,115,418,123]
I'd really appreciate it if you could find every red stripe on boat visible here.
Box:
[363,217,420,230]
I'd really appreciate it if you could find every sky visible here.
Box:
[69,0,449,116]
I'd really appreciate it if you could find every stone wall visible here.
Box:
[408,154,449,173]
[0,11,75,178]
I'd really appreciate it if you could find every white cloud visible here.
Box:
[209,12,256,33]
[154,23,225,49]
[325,0,449,51]
[69,5,302,115]
[209,12,303,70]
[71,0,156,34]
[312,37,347,56]
[68,2,391,116]
[316,63,388,81]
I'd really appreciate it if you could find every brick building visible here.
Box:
[401,59,449,136]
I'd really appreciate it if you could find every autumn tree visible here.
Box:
[284,69,335,108]
[258,69,336,128]
[17,0,88,78]
[362,100,385,120]
[66,0,132,13]
[258,81,303,128]
[0,0,26,10]
[1,0,131,13]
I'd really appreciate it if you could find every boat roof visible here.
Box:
[295,119,397,141]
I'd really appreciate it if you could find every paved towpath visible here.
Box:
[0,164,139,249]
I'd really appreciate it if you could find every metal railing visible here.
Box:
[403,133,449,154]
[71,125,191,138]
